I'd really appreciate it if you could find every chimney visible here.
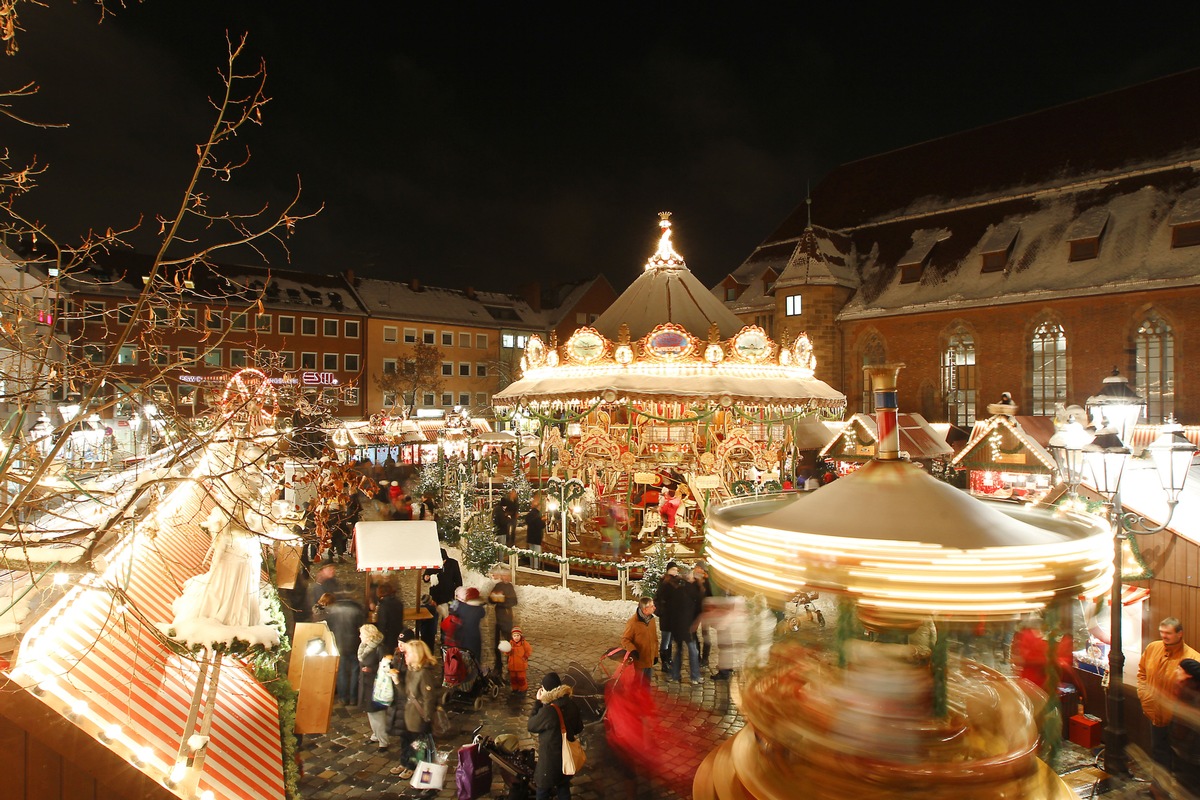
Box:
[344,268,356,286]
[409,277,422,292]
[465,286,477,300]
[866,363,905,461]
[519,281,542,312]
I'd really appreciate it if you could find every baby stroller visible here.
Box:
[474,727,536,800]
[442,646,502,711]
[560,653,611,724]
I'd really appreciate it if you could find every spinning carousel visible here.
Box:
[493,214,844,555]
[695,366,1115,799]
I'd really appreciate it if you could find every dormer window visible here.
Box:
[1066,208,1109,262]
[1172,222,1200,248]
[980,224,1018,273]
[897,229,947,285]
[725,286,737,301]
[1168,189,1200,248]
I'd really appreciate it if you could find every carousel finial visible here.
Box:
[645,212,686,271]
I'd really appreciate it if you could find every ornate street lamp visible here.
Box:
[545,476,585,589]
[1049,415,1094,494]
[1066,378,1195,776]
[1087,367,1144,450]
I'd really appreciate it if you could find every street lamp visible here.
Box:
[1048,415,1093,494]
[1053,380,1195,776]
[545,476,584,589]
[1087,367,1144,449]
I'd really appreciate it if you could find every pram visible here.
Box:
[473,727,536,800]
[560,652,614,724]
[442,646,502,711]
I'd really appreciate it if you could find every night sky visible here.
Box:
[6,3,1200,291]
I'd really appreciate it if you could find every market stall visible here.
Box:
[354,519,442,620]
[951,412,1058,501]
[818,411,951,476]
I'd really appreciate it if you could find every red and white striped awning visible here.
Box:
[7,482,285,799]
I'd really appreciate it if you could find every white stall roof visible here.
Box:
[354,520,443,572]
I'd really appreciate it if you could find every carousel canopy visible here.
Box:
[593,212,745,342]
[494,214,846,413]
[707,457,1113,618]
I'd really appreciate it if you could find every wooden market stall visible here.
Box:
[354,520,442,622]
[950,414,1058,502]
[818,412,951,476]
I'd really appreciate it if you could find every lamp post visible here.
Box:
[1052,378,1195,777]
[1048,415,1093,494]
[545,476,584,589]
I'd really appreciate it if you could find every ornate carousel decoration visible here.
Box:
[493,213,845,548]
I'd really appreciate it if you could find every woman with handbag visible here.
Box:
[527,672,584,800]
[390,639,445,780]
[357,624,391,751]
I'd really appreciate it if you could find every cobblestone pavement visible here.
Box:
[298,555,743,799]
[296,554,1156,799]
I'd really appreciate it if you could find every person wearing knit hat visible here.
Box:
[506,626,533,693]
[1180,658,1200,681]
[529,670,583,795]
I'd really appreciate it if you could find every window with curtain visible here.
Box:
[860,334,886,413]
[942,329,977,426]
[1135,313,1174,424]
[1031,321,1067,415]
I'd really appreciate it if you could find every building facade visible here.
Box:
[715,69,1200,426]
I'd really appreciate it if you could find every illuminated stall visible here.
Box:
[951,410,1059,502]
[818,411,951,476]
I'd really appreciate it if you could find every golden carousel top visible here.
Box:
[493,215,846,412]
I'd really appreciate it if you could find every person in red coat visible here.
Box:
[506,626,533,693]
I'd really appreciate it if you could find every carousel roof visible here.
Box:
[592,214,745,341]
[494,214,846,411]
[706,456,1113,617]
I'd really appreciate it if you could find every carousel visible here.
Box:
[694,366,1115,799]
[493,213,845,559]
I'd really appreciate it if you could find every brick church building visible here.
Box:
[714,69,1200,427]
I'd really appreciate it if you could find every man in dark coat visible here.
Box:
[488,564,519,670]
[527,671,584,799]
[373,581,406,652]
[495,489,520,547]
[423,547,463,642]
[654,562,681,672]
[525,495,546,570]
[325,593,367,704]
[661,567,702,684]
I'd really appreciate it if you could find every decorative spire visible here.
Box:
[644,212,687,271]
[805,182,812,230]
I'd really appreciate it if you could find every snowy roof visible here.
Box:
[740,70,1200,321]
[356,278,548,329]
[712,225,856,311]
[354,520,442,571]
[951,415,1059,473]
[818,412,952,461]
[593,217,744,341]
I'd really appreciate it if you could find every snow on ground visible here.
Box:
[457,555,635,626]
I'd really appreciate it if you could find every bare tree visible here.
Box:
[0,28,321,595]
[374,340,445,416]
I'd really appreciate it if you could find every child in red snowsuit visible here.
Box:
[506,626,533,693]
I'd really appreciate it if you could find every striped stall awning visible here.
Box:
[1126,423,1200,454]
[8,471,285,798]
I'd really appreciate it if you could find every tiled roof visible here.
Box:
[356,278,547,329]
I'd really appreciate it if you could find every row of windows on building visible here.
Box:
[381,391,491,409]
[383,328,493,349]
[381,360,491,379]
[860,312,1175,427]
[80,345,364,373]
[76,302,364,338]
